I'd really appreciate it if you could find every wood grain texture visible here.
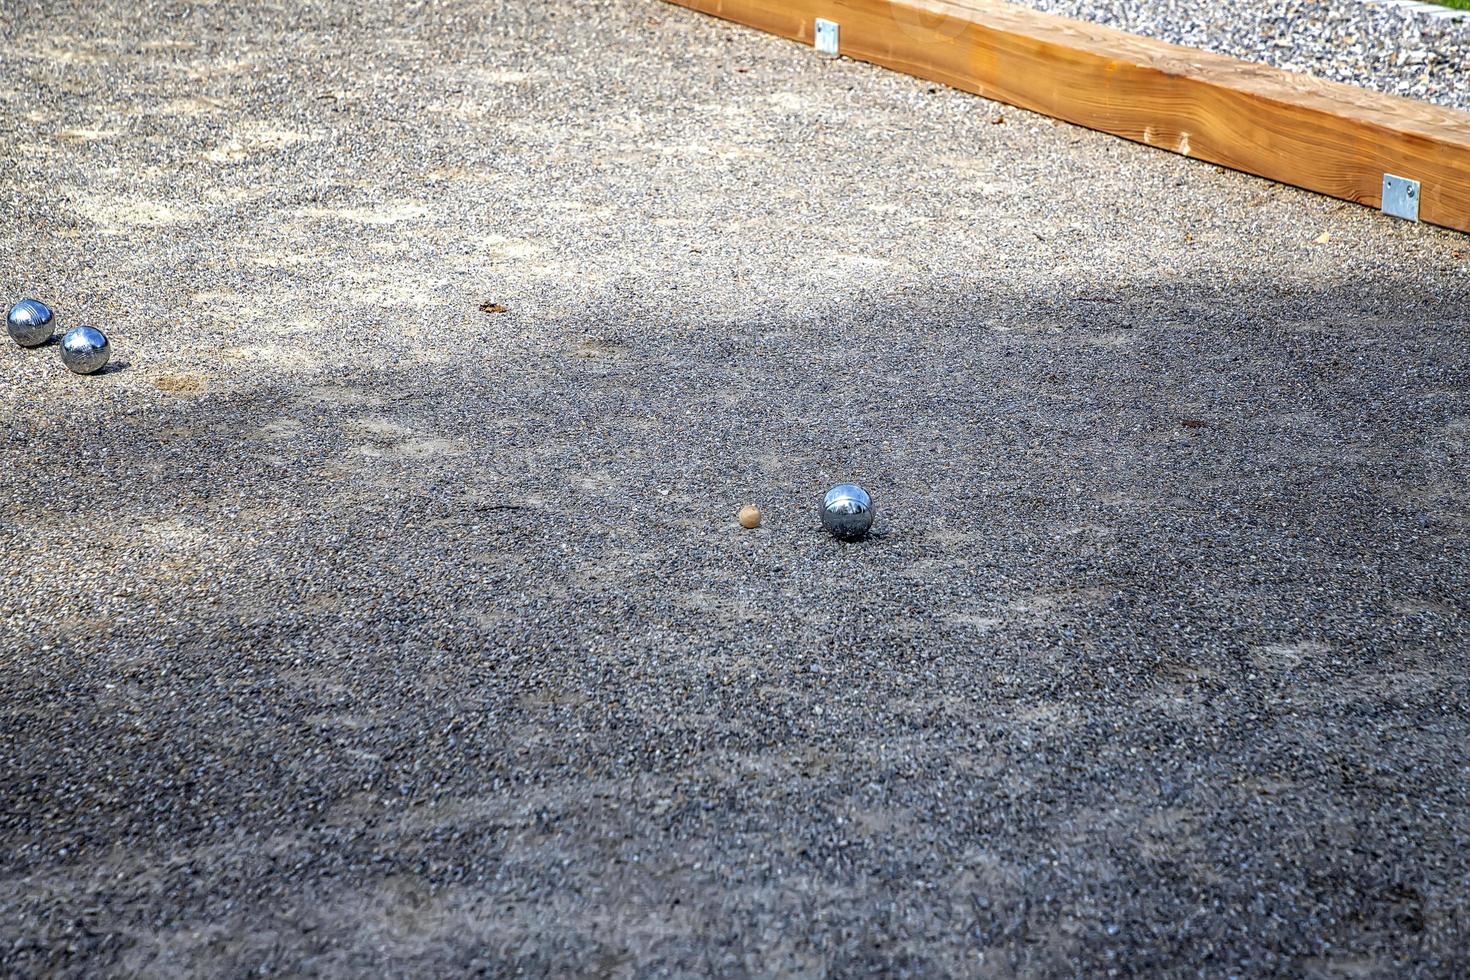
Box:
[664,0,1470,233]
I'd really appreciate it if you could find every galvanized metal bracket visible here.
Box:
[1382,174,1421,222]
[815,18,840,57]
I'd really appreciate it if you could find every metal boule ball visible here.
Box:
[7,299,54,348]
[821,483,874,542]
[59,325,111,375]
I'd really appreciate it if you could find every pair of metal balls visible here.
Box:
[6,299,111,374]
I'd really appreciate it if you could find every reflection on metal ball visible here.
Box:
[821,483,873,542]
[7,299,54,348]
[60,326,110,375]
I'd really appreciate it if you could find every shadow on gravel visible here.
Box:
[2,267,1468,976]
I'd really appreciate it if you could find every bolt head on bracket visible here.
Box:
[1382,173,1421,222]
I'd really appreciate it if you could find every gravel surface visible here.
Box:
[1020,0,1470,111]
[3,0,1470,975]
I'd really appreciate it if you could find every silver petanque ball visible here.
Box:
[59,325,110,375]
[7,299,54,348]
[821,483,874,542]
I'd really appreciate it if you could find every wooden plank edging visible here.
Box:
[662,0,1470,234]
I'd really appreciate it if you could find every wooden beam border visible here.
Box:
[662,0,1470,234]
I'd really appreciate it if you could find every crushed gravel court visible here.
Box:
[2,0,1469,975]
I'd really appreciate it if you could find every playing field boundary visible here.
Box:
[661,0,1470,234]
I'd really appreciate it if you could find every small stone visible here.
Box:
[737,505,761,529]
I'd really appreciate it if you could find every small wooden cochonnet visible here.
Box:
[662,0,1470,234]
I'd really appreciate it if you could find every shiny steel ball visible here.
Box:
[821,483,874,542]
[59,325,110,375]
[7,299,54,348]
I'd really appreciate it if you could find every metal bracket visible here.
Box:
[1382,174,1421,222]
[815,18,840,57]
